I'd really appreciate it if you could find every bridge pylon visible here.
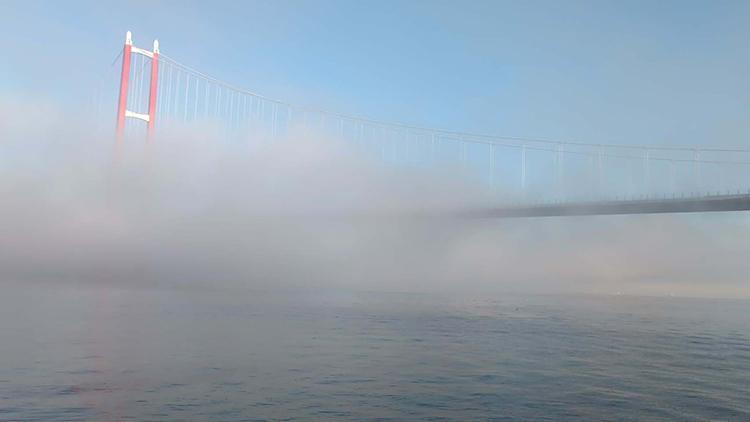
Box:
[115,31,160,144]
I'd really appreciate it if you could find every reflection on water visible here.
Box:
[1,282,749,420]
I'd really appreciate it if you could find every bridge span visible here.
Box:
[105,32,750,217]
[461,193,750,219]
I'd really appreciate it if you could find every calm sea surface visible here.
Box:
[1,282,749,421]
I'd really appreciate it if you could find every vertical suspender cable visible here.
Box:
[193,78,199,121]
[521,144,527,195]
[183,74,189,122]
[489,144,495,193]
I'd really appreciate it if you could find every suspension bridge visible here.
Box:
[105,32,750,218]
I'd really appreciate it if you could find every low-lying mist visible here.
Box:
[2,102,750,298]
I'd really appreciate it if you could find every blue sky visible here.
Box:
[2,0,749,147]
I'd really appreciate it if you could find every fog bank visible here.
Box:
[2,103,750,298]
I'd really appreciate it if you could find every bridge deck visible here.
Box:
[464,193,750,218]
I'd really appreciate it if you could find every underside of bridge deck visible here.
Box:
[463,194,750,219]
